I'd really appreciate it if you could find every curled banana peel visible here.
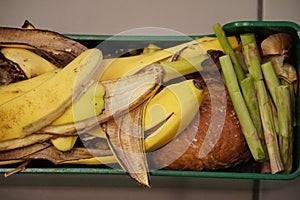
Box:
[1,47,58,78]
[144,79,204,152]
[99,36,238,82]
[106,101,151,187]
[0,71,104,151]
[50,82,105,151]
[101,65,163,187]
[0,69,60,105]
[0,48,103,141]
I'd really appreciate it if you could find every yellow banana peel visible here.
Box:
[51,82,105,151]
[51,82,105,125]
[0,48,103,141]
[51,136,78,152]
[1,47,58,78]
[0,70,59,105]
[144,79,204,152]
[99,36,238,81]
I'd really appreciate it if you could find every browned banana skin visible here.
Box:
[0,27,88,67]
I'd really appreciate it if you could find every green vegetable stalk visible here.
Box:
[239,33,269,159]
[261,61,281,106]
[213,23,245,83]
[261,61,280,133]
[241,42,263,81]
[240,76,267,157]
[219,55,267,161]
[240,33,261,60]
[282,80,296,127]
[275,85,293,174]
[256,80,284,174]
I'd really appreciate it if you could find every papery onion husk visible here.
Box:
[261,33,292,56]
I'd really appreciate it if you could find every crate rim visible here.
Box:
[65,20,300,41]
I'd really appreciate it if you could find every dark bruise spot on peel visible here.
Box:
[0,53,27,85]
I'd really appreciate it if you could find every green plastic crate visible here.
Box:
[1,21,300,181]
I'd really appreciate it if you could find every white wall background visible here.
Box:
[0,0,279,35]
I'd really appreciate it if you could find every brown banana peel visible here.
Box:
[0,27,88,67]
[0,143,51,161]
[0,133,57,151]
[0,27,87,58]
[106,101,151,188]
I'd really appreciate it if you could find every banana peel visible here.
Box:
[99,36,238,81]
[40,64,165,135]
[0,27,87,59]
[102,63,163,187]
[51,82,105,125]
[160,54,209,82]
[1,47,58,78]
[144,79,204,152]
[0,133,56,151]
[0,73,104,151]
[0,143,51,161]
[51,136,78,152]
[106,101,150,187]
[0,48,103,141]
[0,69,59,105]
[50,82,105,151]
[0,144,97,165]
[0,27,87,67]
[0,135,114,165]
[0,160,24,166]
